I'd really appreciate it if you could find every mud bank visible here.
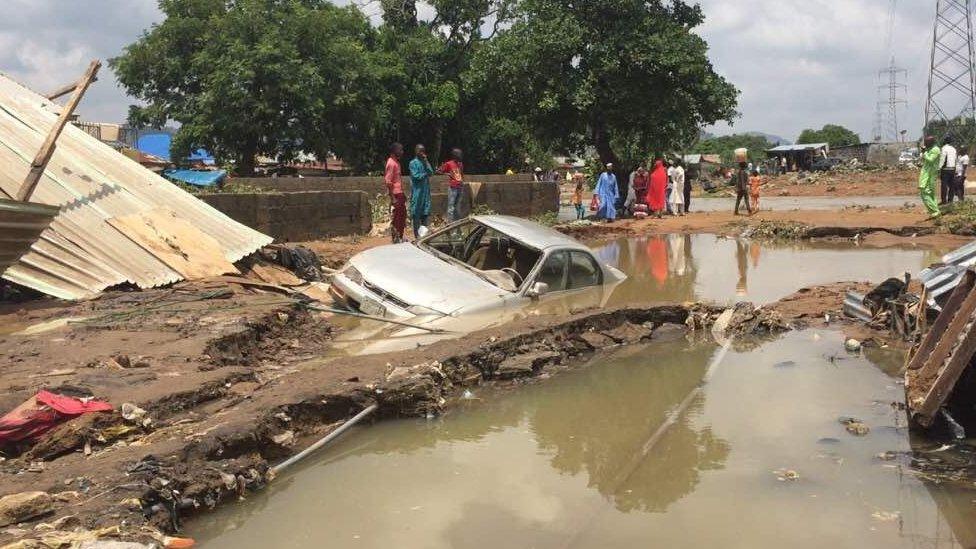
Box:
[0,299,794,546]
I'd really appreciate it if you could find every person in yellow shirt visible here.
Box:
[749,170,762,212]
[919,135,942,218]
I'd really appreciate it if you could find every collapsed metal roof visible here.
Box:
[920,240,976,309]
[0,73,272,299]
[0,197,59,275]
[767,143,829,153]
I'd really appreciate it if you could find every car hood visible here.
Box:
[348,243,511,314]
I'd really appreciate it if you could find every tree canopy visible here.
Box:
[796,124,861,148]
[692,134,773,164]
[112,0,738,175]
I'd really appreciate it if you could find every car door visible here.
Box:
[523,249,606,314]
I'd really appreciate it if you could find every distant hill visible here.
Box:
[743,131,791,146]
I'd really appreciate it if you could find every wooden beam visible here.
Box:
[17,60,101,202]
[45,76,98,101]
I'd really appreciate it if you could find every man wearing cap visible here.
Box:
[594,163,619,222]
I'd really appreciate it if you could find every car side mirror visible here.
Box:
[527,282,549,299]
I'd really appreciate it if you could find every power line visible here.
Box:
[924,0,976,137]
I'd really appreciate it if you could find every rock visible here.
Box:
[0,491,54,527]
[271,431,295,446]
[601,322,654,344]
[576,331,616,349]
[845,338,862,352]
[494,351,560,380]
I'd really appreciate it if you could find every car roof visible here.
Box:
[472,215,590,252]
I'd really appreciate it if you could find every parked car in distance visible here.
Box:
[330,215,627,323]
[810,157,845,172]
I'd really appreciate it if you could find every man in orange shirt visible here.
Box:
[438,148,464,222]
[385,142,406,243]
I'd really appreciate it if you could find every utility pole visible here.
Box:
[879,58,908,142]
[924,0,976,139]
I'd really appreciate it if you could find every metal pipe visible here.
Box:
[271,404,379,476]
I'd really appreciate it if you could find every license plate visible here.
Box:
[359,298,386,317]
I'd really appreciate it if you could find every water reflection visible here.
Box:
[529,339,729,513]
[598,234,943,307]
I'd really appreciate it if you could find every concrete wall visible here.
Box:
[200,191,371,242]
[234,173,535,196]
[199,179,558,242]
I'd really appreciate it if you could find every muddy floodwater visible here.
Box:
[192,330,976,548]
[328,235,944,355]
[189,236,976,548]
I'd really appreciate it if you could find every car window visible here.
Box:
[567,252,602,290]
[423,220,478,260]
[535,251,568,292]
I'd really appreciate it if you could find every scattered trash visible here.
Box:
[844,339,862,352]
[120,403,151,427]
[774,469,800,482]
[0,389,113,446]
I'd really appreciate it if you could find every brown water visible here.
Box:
[192,329,976,548]
[327,235,944,355]
[190,236,975,547]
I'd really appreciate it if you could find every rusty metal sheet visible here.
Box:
[0,72,272,299]
[0,197,59,274]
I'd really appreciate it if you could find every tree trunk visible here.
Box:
[592,118,624,192]
[238,142,257,177]
[431,122,444,165]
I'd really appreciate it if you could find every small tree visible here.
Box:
[796,124,861,148]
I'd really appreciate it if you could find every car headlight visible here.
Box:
[343,265,363,285]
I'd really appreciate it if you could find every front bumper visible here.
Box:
[329,273,414,319]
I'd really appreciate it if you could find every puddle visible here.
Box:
[191,329,976,548]
[326,234,944,356]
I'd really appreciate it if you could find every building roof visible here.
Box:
[767,143,829,152]
[0,72,271,299]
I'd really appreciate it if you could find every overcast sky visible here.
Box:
[0,0,942,143]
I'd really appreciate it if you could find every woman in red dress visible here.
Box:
[648,159,667,218]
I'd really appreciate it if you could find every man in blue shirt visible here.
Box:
[408,144,434,238]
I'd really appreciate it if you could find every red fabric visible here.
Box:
[439,160,464,188]
[391,193,407,240]
[633,173,650,204]
[647,237,669,286]
[648,161,667,211]
[0,391,112,445]
[385,156,402,195]
[589,194,600,212]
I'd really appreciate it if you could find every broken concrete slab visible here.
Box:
[0,491,54,527]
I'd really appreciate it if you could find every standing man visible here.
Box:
[595,163,619,222]
[409,144,434,239]
[385,142,407,243]
[920,135,942,218]
[439,148,465,222]
[733,162,752,216]
[665,160,675,215]
[940,136,958,204]
[956,146,970,203]
[682,160,693,212]
[670,161,686,216]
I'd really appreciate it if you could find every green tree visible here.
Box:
[692,134,773,164]
[924,117,976,153]
[796,124,860,148]
[470,0,738,171]
[111,0,389,175]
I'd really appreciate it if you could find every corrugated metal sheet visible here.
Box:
[0,197,59,273]
[920,239,976,309]
[0,73,272,299]
[767,143,829,152]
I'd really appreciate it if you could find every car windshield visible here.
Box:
[420,220,542,292]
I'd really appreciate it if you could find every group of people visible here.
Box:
[581,159,691,222]
[918,135,971,218]
[385,143,465,243]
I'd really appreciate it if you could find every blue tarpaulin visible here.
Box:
[136,132,216,165]
[163,169,226,187]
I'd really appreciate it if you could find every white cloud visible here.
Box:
[0,0,950,144]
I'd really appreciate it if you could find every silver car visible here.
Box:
[330,215,627,323]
